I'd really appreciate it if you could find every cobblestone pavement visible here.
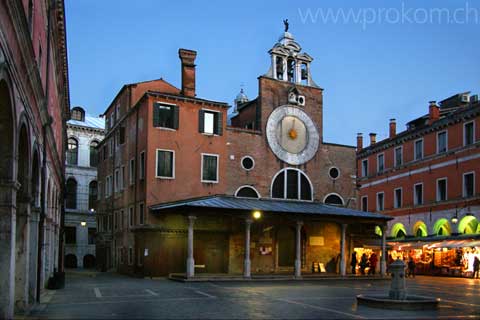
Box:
[28,272,480,319]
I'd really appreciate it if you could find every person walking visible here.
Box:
[368,253,378,275]
[351,251,358,275]
[473,256,480,279]
[407,257,416,278]
[360,253,368,275]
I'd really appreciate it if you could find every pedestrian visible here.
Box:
[368,253,378,275]
[351,251,358,275]
[407,257,416,278]
[359,253,368,275]
[473,256,480,279]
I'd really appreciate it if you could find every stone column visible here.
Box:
[28,208,40,304]
[15,201,31,312]
[294,221,303,278]
[271,54,277,79]
[380,224,387,276]
[244,219,252,278]
[186,215,196,278]
[340,224,347,276]
[0,182,18,319]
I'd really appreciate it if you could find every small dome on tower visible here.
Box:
[235,88,249,104]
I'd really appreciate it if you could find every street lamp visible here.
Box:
[80,221,87,227]
[252,210,262,220]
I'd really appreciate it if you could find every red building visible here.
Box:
[96,29,390,279]
[0,0,70,318]
[357,93,480,277]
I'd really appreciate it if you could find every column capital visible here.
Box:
[296,220,304,227]
[187,215,197,222]
[245,218,253,225]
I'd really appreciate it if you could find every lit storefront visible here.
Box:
[388,235,480,277]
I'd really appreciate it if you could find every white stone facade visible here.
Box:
[65,110,104,268]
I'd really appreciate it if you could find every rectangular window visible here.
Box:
[414,139,423,160]
[139,203,145,225]
[129,158,135,185]
[361,159,368,177]
[201,154,219,183]
[119,126,126,145]
[377,153,384,173]
[120,165,125,190]
[103,145,107,160]
[107,214,112,232]
[121,210,124,230]
[463,172,475,198]
[139,151,145,180]
[129,207,134,227]
[376,192,384,211]
[114,211,118,230]
[98,182,102,200]
[118,247,124,264]
[114,169,120,193]
[394,188,402,209]
[88,228,96,245]
[109,139,113,157]
[394,146,403,167]
[414,183,423,205]
[128,247,133,265]
[110,113,115,128]
[156,149,174,178]
[464,121,474,146]
[199,110,222,135]
[116,104,120,121]
[437,131,447,153]
[361,196,368,211]
[153,102,179,129]
[65,226,76,244]
[437,178,447,201]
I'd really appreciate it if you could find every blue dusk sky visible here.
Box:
[65,0,479,145]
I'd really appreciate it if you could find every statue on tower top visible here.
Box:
[283,19,289,32]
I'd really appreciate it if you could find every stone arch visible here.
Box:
[0,78,15,180]
[83,254,96,269]
[234,185,260,198]
[391,222,407,238]
[412,221,428,237]
[65,254,77,268]
[323,193,344,206]
[433,218,451,236]
[375,226,383,237]
[31,146,41,207]
[15,121,31,310]
[458,215,479,234]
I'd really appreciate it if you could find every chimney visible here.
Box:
[178,48,197,97]
[428,101,439,124]
[389,118,396,138]
[369,133,377,145]
[357,133,363,151]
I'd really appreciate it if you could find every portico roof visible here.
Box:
[150,195,392,221]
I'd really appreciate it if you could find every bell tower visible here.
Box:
[265,25,316,87]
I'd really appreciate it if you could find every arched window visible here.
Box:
[235,186,260,198]
[71,107,85,121]
[324,194,344,206]
[433,218,451,236]
[271,168,312,201]
[412,221,428,237]
[276,56,284,80]
[391,222,407,238]
[88,180,98,212]
[300,63,308,85]
[67,137,78,165]
[458,215,480,234]
[66,178,77,209]
[90,141,99,167]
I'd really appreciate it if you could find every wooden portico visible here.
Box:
[146,196,392,279]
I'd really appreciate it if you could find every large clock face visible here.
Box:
[266,106,319,165]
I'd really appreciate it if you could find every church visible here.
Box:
[95,26,390,278]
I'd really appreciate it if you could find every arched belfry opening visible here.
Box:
[266,26,315,87]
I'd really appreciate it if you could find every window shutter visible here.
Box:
[153,103,160,127]
[198,110,204,133]
[216,112,223,136]
[173,106,179,129]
